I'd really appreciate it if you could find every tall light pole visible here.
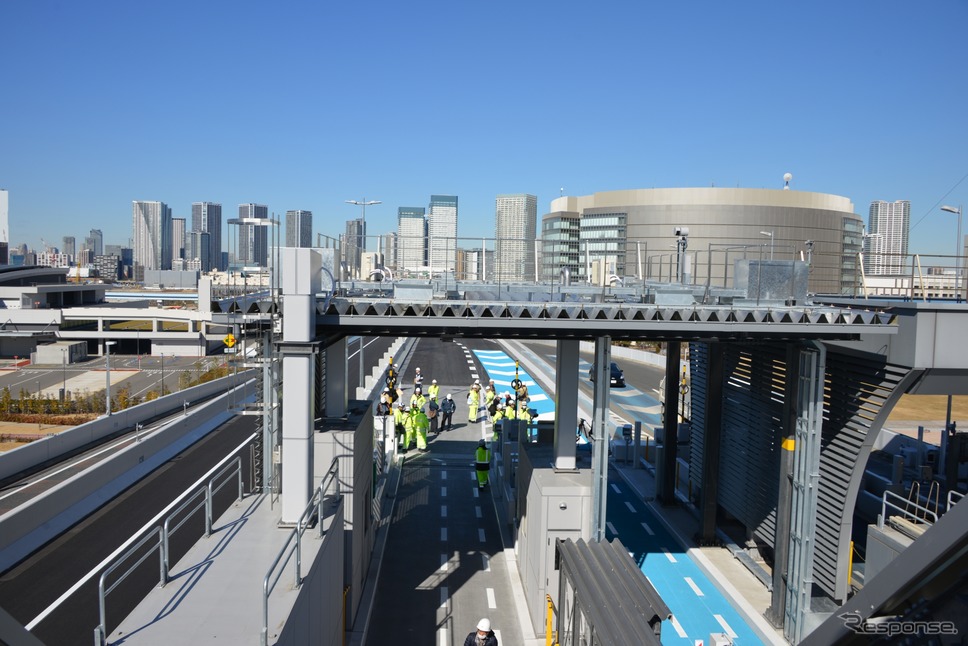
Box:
[105,341,116,416]
[941,205,963,299]
[61,348,67,402]
[760,231,775,260]
[345,199,381,277]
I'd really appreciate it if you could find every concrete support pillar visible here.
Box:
[553,339,579,470]
[281,348,314,523]
[698,342,724,543]
[326,338,348,418]
[657,342,681,504]
[280,248,321,524]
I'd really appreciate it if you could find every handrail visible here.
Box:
[948,489,964,512]
[261,457,341,646]
[93,457,245,645]
[160,456,242,582]
[95,528,164,646]
[545,594,559,646]
[879,489,938,529]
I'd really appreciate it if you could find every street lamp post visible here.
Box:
[105,341,116,416]
[941,205,963,299]
[161,353,165,395]
[760,231,775,260]
[61,348,67,402]
[345,199,381,277]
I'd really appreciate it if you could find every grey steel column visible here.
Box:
[554,339,579,470]
[767,343,801,626]
[279,248,322,524]
[657,342,681,504]
[698,342,724,543]
[591,336,611,542]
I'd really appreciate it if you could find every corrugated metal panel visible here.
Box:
[316,349,327,414]
[688,343,708,498]
[679,342,914,604]
[717,344,786,544]
[814,349,908,600]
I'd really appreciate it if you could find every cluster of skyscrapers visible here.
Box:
[3,184,961,298]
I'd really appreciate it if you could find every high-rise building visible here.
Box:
[344,219,364,278]
[132,200,172,280]
[238,204,269,267]
[62,236,76,260]
[397,207,427,275]
[865,200,910,275]
[192,202,223,271]
[428,195,458,274]
[86,229,104,257]
[187,231,211,273]
[286,210,313,248]
[0,189,8,265]
[171,218,186,264]
[494,194,537,282]
[379,232,397,272]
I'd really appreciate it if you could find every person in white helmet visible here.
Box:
[464,617,497,646]
[440,393,456,432]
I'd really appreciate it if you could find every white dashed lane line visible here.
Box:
[714,614,738,639]
[663,548,677,563]
[606,521,618,536]
[641,521,655,536]
[670,615,688,638]
[624,501,636,513]
[486,588,497,609]
[685,577,704,596]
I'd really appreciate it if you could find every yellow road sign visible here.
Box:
[224,333,236,348]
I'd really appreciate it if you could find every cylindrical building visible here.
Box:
[541,187,863,295]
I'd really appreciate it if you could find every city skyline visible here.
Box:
[1,3,966,257]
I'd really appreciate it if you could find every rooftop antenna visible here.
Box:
[783,172,793,190]
[560,187,564,197]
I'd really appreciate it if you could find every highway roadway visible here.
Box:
[0,337,391,645]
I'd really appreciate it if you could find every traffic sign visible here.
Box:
[224,333,236,348]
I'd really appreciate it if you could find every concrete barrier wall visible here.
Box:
[0,379,257,572]
[0,370,256,483]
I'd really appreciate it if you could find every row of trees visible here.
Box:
[0,363,234,421]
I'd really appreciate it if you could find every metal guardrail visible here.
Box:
[948,489,964,512]
[261,457,341,646]
[94,456,244,645]
[878,489,939,529]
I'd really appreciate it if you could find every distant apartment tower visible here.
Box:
[380,232,397,272]
[132,200,172,280]
[187,231,211,273]
[237,204,269,267]
[428,195,458,273]
[85,229,104,257]
[865,200,910,275]
[397,207,427,275]
[62,236,76,260]
[171,218,186,264]
[0,189,9,265]
[286,210,313,247]
[191,202,222,271]
[344,219,364,278]
[494,194,537,282]
[457,247,492,281]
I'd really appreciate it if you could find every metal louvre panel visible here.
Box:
[813,349,909,600]
[316,350,326,414]
[688,342,708,496]
[718,344,786,545]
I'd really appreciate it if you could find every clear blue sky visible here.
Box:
[2,1,966,257]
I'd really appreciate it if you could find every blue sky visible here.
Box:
[2,1,966,257]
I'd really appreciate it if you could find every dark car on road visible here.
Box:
[588,362,625,387]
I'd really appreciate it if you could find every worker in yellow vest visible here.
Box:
[402,406,417,453]
[475,439,490,489]
[467,387,480,423]
[414,407,430,452]
[427,379,440,402]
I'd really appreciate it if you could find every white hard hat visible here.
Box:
[474,379,480,384]
[446,393,452,400]
[477,618,491,632]
[416,367,421,371]
[432,379,437,383]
